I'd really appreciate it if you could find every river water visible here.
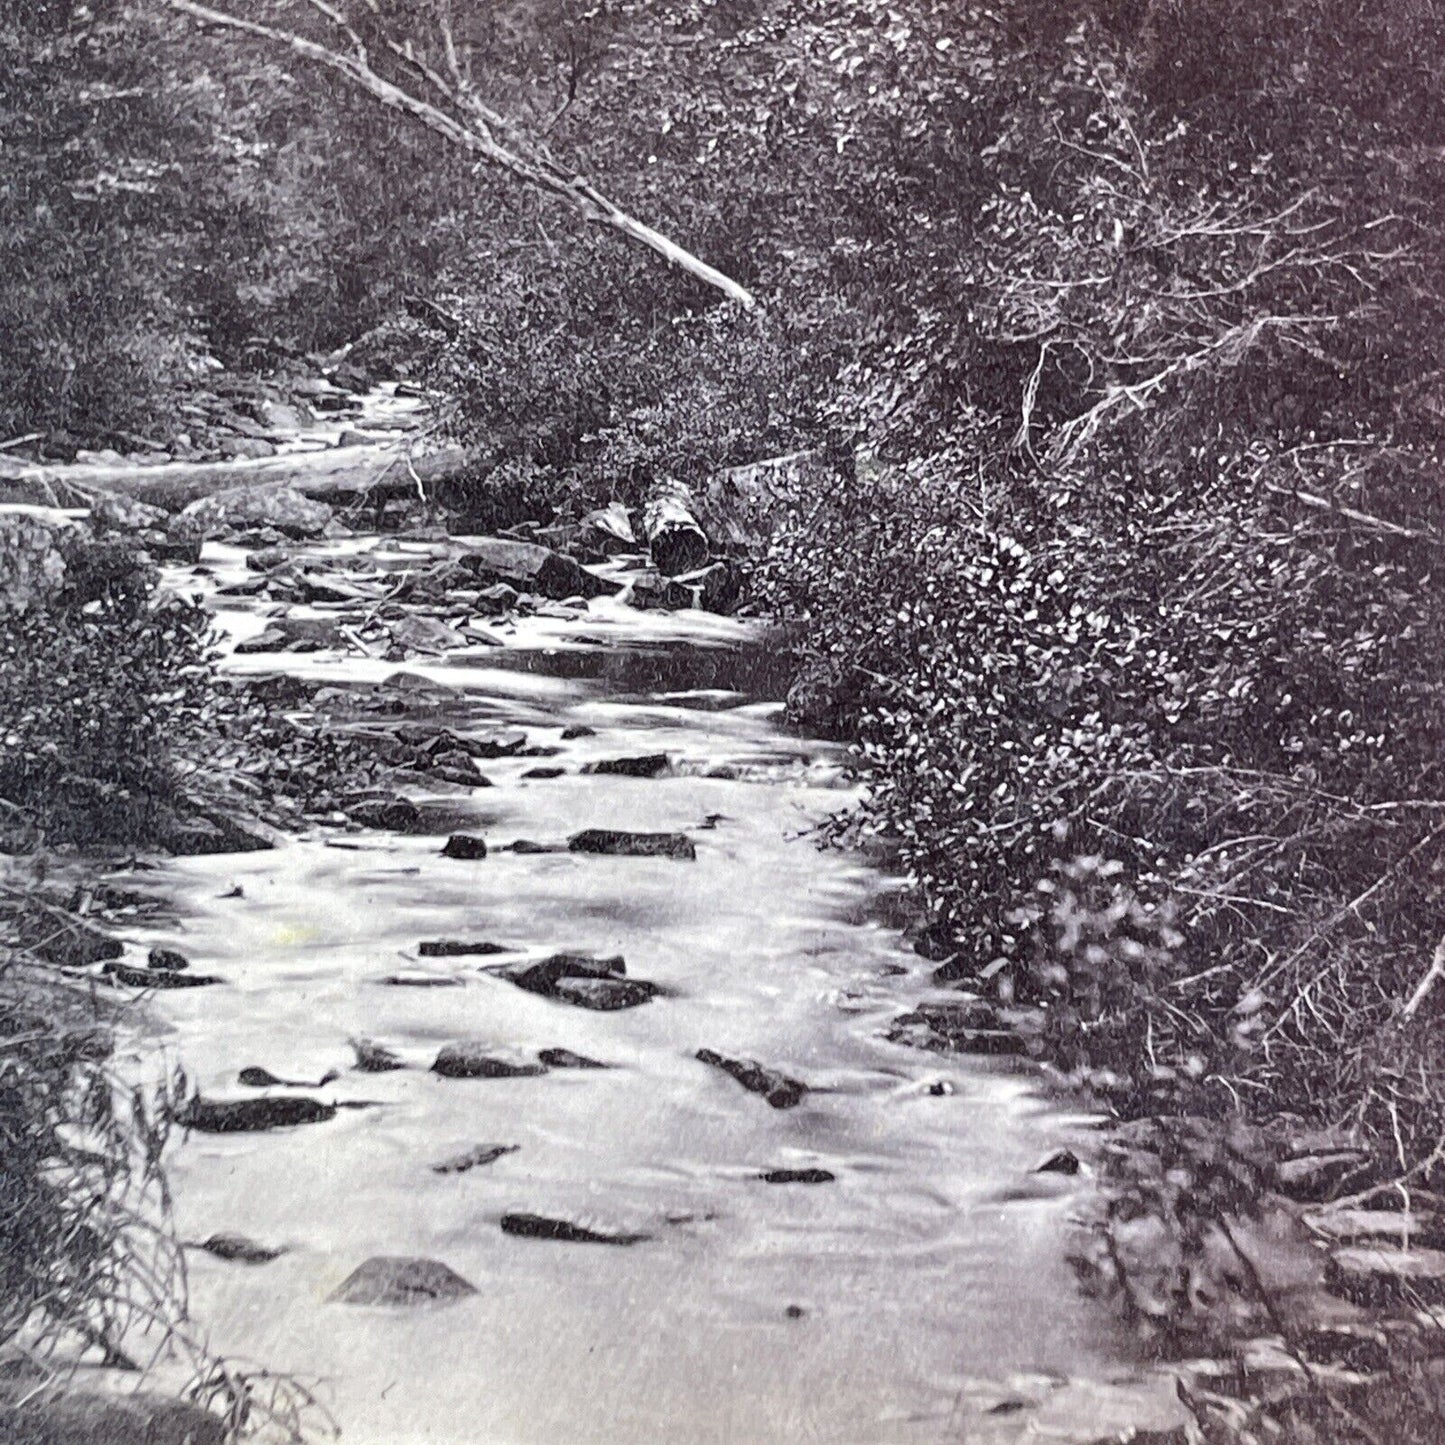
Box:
[113,535,1184,1444]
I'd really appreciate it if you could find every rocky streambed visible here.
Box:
[66,524,1195,1445]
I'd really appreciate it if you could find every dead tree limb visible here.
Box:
[164,0,758,311]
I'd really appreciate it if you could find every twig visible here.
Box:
[1402,931,1445,1022]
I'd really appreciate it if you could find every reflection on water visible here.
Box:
[117,538,1184,1445]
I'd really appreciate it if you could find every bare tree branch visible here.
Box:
[164,0,759,311]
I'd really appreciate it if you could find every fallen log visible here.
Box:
[0,442,474,514]
[642,479,709,576]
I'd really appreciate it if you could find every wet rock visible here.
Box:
[1035,1148,1082,1175]
[785,1304,806,1319]
[348,796,423,832]
[583,754,670,779]
[568,829,696,861]
[441,833,488,860]
[329,1256,477,1306]
[429,748,489,781]
[178,1096,336,1132]
[538,1048,611,1070]
[379,972,464,988]
[110,962,223,990]
[0,1390,228,1445]
[761,1168,835,1185]
[522,766,566,780]
[551,976,658,1011]
[500,1213,650,1246]
[234,617,346,655]
[418,940,510,958]
[193,1233,287,1264]
[689,560,743,615]
[173,483,331,541]
[245,544,291,573]
[696,1049,808,1109]
[1326,1245,1445,1307]
[352,1037,406,1072]
[431,1043,547,1080]
[474,581,520,615]
[459,537,622,602]
[498,952,627,995]
[432,1144,520,1174]
[147,946,189,972]
[388,614,466,656]
[561,725,596,740]
[466,729,529,759]
[153,807,273,855]
[238,1066,339,1088]
[508,839,563,854]
[629,572,696,611]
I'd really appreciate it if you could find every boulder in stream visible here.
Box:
[696,1049,808,1110]
[173,484,332,541]
[329,1256,478,1306]
[522,766,566,780]
[500,1213,651,1246]
[178,1095,336,1132]
[760,1168,835,1185]
[431,1144,520,1174]
[568,829,696,861]
[346,795,423,832]
[147,947,190,972]
[583,754,670,779]
[431,1043,547,1080]
[441,833,488,860]
[561,725,596,740]
[459,538,622,602]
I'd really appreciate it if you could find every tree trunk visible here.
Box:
[642,480,710,576]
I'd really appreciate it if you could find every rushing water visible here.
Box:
[110,537,1185,1444]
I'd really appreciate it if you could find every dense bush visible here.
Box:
[0,523,216,847]
[758,0,1445,1173]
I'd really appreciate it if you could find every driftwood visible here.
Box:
[0,443,473,514]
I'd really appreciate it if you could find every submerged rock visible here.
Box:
[418,939,510,958]
[760,1168,835,1185]
[560,725,596,740]
[583,754,670,779]
[329,1256,478,1306]
[500,1213,650,1246]
[178,1095,335,1132]
[522,766,566,780]
[192,1233,287,1264]
[431,1144,520,1174]
[696,1049,808,1110]
[441,833,488,860]
[352,1037,406,1072]
[431,1043,547,1080]
[499,952,626,994]
[508,839,564,855]
[568,829,696,861]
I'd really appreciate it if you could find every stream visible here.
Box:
[109,532,1185,1445]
